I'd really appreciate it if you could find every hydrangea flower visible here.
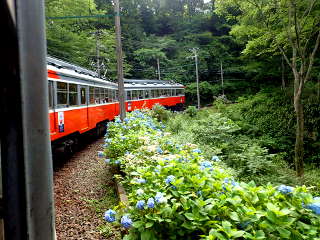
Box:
[105,159,110,164]
[136,200,145,210]
[136,189,144,196]
[192,149,201,153]
[200,161,213,170]
[120,136,126,140]
[121,215,133,228]
[238,221,251,230]
[305,202,320,215]
[155,192,165,204]
[165,175,175,185]
[147,198,155,208]
[277,185,294,194]
[156,147,163,154]
[104,209,116,223]
[114,160,120,165]
[105,138,112,143]
[115,118,121,123]
[136,178,146,184]
[211,156,220,162]
[97,151,105,158]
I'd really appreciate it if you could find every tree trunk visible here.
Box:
[281,55,286,89]
[294,88,304,177]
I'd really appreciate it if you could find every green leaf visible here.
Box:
[277,227,291,239]
[229,212,240,222]
[184,213,195,220]
[145,222,154,228]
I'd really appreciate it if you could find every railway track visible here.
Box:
[53,138,120,240]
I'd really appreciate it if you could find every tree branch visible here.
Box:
[304,30,320,83]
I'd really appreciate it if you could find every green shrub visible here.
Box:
[101,110,320,239]
[185,106,198,117]
[150,104,171,122]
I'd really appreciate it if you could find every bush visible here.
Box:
[150,104,171,122]
[100,110,320,239]
[185,106,198,117]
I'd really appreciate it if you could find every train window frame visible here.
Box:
[56,82,68,108]
[89,87,95,105]
[68,83,78,107]
[48,80,54,109]
[126,90,132,101]
[132,90,138,100]
[79,85,87,105]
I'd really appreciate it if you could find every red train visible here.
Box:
[47,57,185,151]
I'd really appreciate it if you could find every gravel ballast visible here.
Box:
[54,138,120,239]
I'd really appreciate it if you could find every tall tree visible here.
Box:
[216,0,320,177]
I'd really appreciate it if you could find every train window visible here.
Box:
[173,89,176,96]
[126,91,132,100]
[138,90,144,99]
[94,87,100,104]
[48,81,53,109]
[115,90,118,101]
[108,89,112,102]
[89,87,95,104]
[132,90,138,100]
[69,83,78,106]
[100,88,106,103]
[57,82,68,107]
[145,90,149,99]
[80,86,86,105]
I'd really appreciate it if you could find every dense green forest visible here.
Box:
[45,0,320,177]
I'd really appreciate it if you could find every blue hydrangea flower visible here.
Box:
[105,159,110,164]
[121,215,132,228]
[156,147,163,154]
[115,118,121,123]
[104,209,116,222]
[136,189,144,196]
[277,185,294,194]
[200,161,213,170]
[147,198,155,208]
[165,175,175,185]
[231,180,240,187]
[305,202,320,215]
[136,178,146,184]
[192,149,201,153]
[114,160,120,165]
[155,192,165,203]
[105,138,112,143]
[136,200,145,210]
[313,197,320,202]
[120,136,126,140]
[124,118,129,123]
[238,221,251,230]
[97,151,105,158]
[211,156,220,162]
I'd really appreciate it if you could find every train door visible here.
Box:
[79,85,89,131]
[48,80,56,134]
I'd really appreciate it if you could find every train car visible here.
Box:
[124,79,185,112]
[47,56,185,151]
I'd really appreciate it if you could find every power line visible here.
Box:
[46,13,120,20]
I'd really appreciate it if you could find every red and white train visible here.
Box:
[47,56,185,150]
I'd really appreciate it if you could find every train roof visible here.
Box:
[46,56,184,89]
[47,56,118,88]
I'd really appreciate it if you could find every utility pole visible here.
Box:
[190,48,200,109]
[95,32,100,78]
[114,0,126,120]
[220,60,224,96]
[157,58,161,81]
